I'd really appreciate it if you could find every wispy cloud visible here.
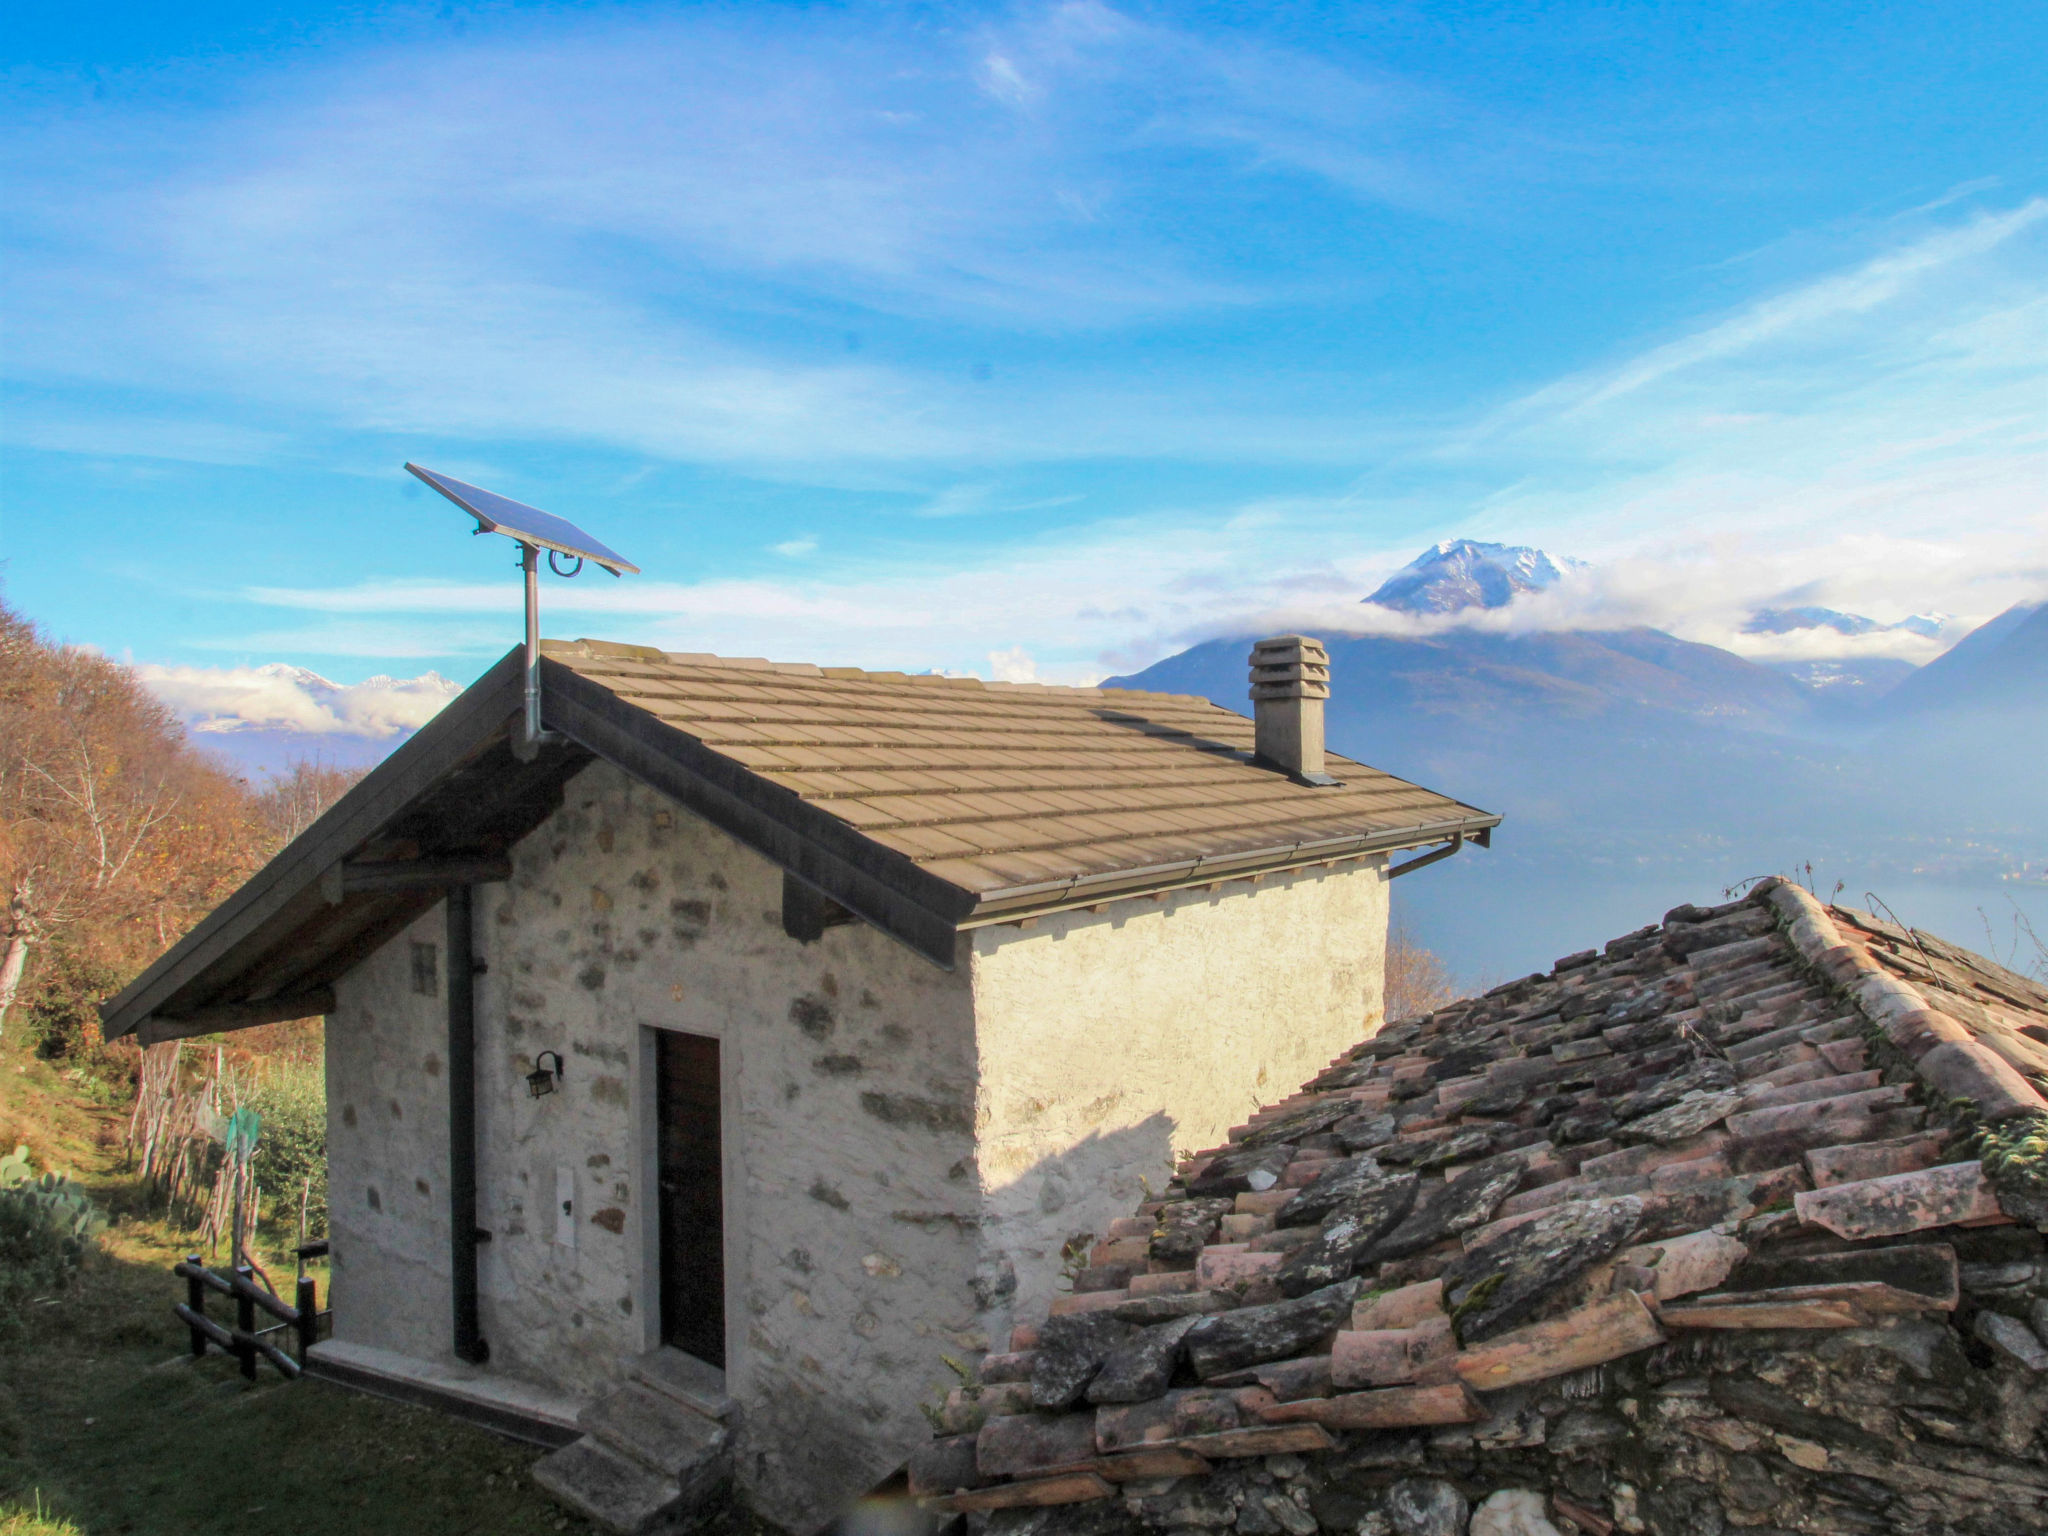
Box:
[2,5,1503,471]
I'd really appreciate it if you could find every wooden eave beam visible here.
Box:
[139,989,338,1045]
[322,855,516,903]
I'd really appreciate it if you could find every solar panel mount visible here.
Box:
[406,462,640,757]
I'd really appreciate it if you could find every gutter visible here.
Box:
[955,816,1498,929]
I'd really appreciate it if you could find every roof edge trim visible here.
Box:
[542,661,974,969]
[100,650,530,1040]
[958,813,1502,924]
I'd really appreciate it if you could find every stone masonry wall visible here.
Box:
[331,760,985,1530]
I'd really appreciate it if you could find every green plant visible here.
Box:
[245,1055,328,1239]
[0,1490,83,1536]
[17,948,122,1062]
[1976,1111,2048,1225]
[0,1145,107,1325]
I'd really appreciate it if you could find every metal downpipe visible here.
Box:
[447,883,488,1363]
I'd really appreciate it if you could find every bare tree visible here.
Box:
[1383,923,1462,1023]
[255,758,367,847]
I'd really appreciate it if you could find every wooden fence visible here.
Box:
[173,1245,329,1381]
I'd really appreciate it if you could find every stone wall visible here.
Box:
[966,863,1389,1330]
[331,760,985,1529]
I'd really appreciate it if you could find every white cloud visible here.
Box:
[987,646,1040,683]
[772,537,819,557]
[136,663,460,738]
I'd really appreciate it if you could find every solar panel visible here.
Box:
[405,463,640,575]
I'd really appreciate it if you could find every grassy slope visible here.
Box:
[0,1039,607,1536]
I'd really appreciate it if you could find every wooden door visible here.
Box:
[656,1029,726,1367]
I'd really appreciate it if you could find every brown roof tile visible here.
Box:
[543,639,1498,915]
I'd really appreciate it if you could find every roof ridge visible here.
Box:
[1763,878,2048,1123]
[541,636,1195,703]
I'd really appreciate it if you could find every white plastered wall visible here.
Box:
[964,859,1389,1325]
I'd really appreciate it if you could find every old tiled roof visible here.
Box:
[910,878,2048,1534]
[542,640,1498,918]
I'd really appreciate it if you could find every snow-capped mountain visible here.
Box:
[1743,606,1949,639]
[137,662,463,778]
[1363,539,1583,615]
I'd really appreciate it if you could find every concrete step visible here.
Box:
[532,1437,684,1535]
[630,1347,735,1421]
[581,1381,728,1480]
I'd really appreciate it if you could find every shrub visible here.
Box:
[246,1059,327,1239]
[18,947,122,1061]
[0,1145,107,1326]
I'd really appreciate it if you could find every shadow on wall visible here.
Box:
[788,1115,1185,1523]
[976,1110,1182,1315]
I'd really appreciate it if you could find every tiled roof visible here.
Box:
[543,640,1498,916]
[909,877,2048,1530]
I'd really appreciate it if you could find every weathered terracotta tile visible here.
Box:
[1128,1270,1199,1297]
[1657,1298,1868,1329]
[1233,1189,1294,1216]
[1804,1131,1953,1188]
[1695,1278,1951,1315]
[976,1410,1099,1477]
[1725,1084,1911,1141]
[979,1350,1038,1383]
[935,1471,1115,1511]
[1258,1382,1485,1429]
[1737,1069,1882,1112]
[1648,1155,1732,1192]
[1616,1229,1749,1301]
[1196,1246,1283,1288]
[1172,1424,1335,1458]
[1579,1132,1728,1182]
[1352,1277,1446,1331]
[1452,1291,1667,1392]
[1048,1288,1132,1317]
[1330,1316,1454,1388]
[1093,1448,1211,1482]
[1793,1160,2003,1240]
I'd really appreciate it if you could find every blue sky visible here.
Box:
[4,1,2045,736]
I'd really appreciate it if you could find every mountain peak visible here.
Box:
[1743,606,1951,640]
[1365,539,1581,615]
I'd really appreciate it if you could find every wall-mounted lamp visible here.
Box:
[527,1051,565,1099]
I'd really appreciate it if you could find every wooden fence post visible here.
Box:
[234,1264,257,1381]
[185,1254,207,1358]
[295,1275,318,1364]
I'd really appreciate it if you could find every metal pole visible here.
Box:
[521,542,543,753]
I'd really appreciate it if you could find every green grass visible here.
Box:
[0,1038,660,1536]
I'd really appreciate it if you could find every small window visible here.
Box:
[410,942,439,997]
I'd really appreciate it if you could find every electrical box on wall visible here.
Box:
[555,1165,576,1248]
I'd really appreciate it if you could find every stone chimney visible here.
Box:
[1249,635,1337,785]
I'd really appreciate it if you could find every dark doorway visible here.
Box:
[656,1029,725,1367]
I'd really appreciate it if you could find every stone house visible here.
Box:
[910,878,2048,1536]
[100,633,1496,1532]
